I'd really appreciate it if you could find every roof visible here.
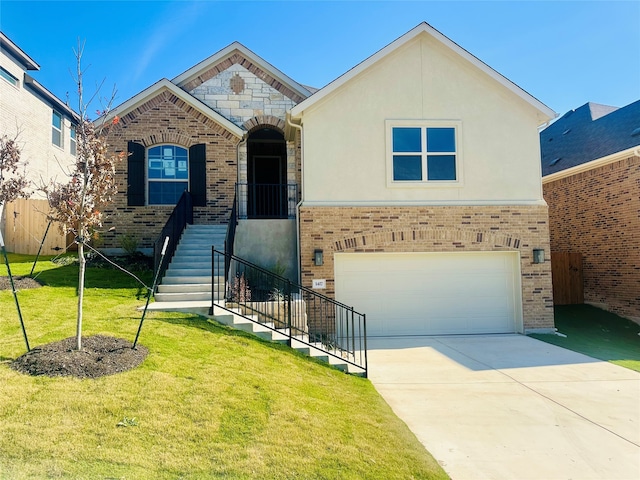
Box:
[0,31,39,70]
[290,22,555,122]
[540,100,640,176]
[102,79,244,138]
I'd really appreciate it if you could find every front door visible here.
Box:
[247,128,287,218]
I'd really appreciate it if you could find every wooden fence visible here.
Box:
[551,252,584,305]
[1,198,67,255]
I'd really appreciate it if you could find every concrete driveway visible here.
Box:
[367,334,640,480]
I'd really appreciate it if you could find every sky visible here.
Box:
[1,0,639,119]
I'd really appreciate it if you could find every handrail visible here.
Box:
[211,248,367,376]
[224,191,238,281]
[153,190,193,282]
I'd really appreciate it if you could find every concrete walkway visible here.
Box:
[367,334,640,480]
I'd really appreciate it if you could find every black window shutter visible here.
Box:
[189,143,207,207]
[127,141,145,206]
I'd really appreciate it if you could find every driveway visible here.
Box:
[367,334,640,480]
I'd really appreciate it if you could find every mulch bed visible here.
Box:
[10,335,148,379]
[0,275,42,291]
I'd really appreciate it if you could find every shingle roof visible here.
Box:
[540,100,640,176]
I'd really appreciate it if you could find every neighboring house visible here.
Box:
[102,22,556,335]
[541,100,640,322]
[0,32,77,255]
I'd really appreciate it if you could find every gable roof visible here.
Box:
[290,22,555,122]
[24,74,78,121]
[102,78,244,138]
[540,100,640,176]
[172,41,312,103]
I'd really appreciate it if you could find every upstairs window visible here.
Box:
[0,66,18,87]
[387,120,461,185]
[147,145,189,205]
[52,110,63,147]
[70,125,76,155]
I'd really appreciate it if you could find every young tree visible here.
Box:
[42,41,123,351]
[0,134,31,351]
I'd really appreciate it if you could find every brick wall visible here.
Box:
[101,90,240,250]
[543,155,640,321]
[299,205,554,331]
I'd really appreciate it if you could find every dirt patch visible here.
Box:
[10,335,148,379]
[0,275,42,291]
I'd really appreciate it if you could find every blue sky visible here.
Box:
[1,1,639,118]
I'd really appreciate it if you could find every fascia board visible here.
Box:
[542,146,640,184]
[24,74,79,121]
[0,32,40,70]
[172,41,311,100]
[101,79,244,138]
[291,22,556,121]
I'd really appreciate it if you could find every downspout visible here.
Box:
[286,113,304,284]
[235,133,248,217]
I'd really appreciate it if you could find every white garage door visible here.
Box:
[334,252,523,336]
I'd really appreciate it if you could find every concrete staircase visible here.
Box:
[145,223,365,376]
[154,224,226,305]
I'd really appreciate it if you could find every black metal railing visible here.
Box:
[153,190,193,280]
[224,191,238,281]
[236,183,298,219]
[211,249,367,375]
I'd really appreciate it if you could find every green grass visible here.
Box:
[530,304,640,372]
[1,253,448,479]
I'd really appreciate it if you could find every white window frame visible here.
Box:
[70,125,76,156]
[52,110,63,148]
[0,66,19,87]
[386,119,463,188]
[146,144,189,206]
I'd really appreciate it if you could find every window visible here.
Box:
[387,120,461,185]
[52,110,63,147]
[147,145,189,205]
[70,125,76,155]
[0,66,18,87]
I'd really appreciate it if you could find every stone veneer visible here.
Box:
[299,205,555,332]
[101,90,240,250]
[189,63,299,129]
[544,155,640,321]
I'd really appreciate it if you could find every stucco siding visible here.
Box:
[299,34,544,205]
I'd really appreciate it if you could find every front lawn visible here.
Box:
[1,254,448,479]
[530,304,640,372]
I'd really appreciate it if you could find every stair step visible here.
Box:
[157,283,214,293]
[164,268,212,276]
[161,276,215,284]
[155,291,217,302]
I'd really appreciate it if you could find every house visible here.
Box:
[541,100,640,322]
[102,22,556,336]
[0,32,77,255]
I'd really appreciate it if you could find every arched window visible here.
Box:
[147,145,188,205]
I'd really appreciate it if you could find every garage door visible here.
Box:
[334,252,523,336]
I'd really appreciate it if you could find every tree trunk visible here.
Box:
[76,240,85,350]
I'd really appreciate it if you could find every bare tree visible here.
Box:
[42,41,123,350]
[0,133,29,209]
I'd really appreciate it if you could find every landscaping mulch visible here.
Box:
[0,275,42,291]
[10,335,148,379]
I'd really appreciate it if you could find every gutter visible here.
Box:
[542,146,640,184]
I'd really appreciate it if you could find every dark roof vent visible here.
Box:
[631,127,640,137]
[549,158,562,166]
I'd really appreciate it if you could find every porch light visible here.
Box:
[533,249,545,264]
[314,249,324,266]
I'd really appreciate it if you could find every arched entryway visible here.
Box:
[246,127,287,218]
